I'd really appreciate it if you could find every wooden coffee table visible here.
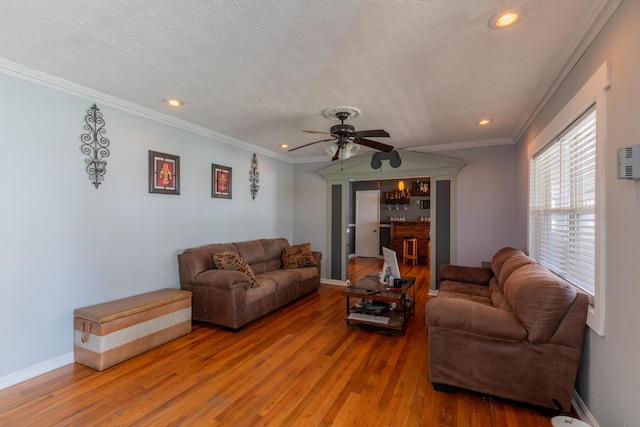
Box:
[342,275,416,335]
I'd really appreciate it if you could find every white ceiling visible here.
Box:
[0,0,620,162]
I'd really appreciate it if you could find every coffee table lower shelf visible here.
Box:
[345,305,413,335]
[342,275,416,336]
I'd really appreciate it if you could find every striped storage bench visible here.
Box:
[74,288,192,371]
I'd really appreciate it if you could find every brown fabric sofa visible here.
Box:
[425,247,589,410]
[178,238,322,330]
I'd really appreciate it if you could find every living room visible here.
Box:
[1,1,639,426]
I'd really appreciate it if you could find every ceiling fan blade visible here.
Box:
[332,147,340,161]
[288,137,336,152]
[357,138,395,153]
[354,129,390,138]
[303,130,332,135]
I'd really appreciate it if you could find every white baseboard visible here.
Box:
[0,352,74,391]
[428,289,439,296]
[322,278,348,286]
[573,390,599,427]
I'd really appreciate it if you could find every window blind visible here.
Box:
[530,105,596,295]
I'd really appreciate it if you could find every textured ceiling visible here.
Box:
[0,0,620,162]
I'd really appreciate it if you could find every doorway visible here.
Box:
[355,190,380,257]
[318,149,466,288]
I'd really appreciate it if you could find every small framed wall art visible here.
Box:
[212,164,232,199]
[149,150,180,195]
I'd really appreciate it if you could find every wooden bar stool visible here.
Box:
[403,238,418,266]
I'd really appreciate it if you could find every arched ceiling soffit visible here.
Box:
[318,149,466,182]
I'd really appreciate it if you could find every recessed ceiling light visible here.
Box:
[477,119,493,125]
[489,8,526,29]
[165,98,183,107]
[280,144,289,149]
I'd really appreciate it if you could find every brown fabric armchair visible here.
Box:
[425,247,588,410]
[178,238,321,330]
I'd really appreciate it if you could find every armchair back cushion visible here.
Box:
[490,247,521,278]
[504,263,577,343]
[497,253,535,291]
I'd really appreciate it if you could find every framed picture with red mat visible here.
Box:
[212,164,232,199]
[149,150,180,195]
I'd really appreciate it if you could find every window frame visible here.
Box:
[530,106,596,295]
[527,61,610,336]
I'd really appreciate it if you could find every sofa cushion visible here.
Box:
[436,289,493,306]
[292,265,320,282]
[426,297,527,341]
[246,280,276,303]
[235,240,268,265]
[489,279,513,312]
[195,269,255,289]
[212,252,260,287]
[440,264,492,285]
[440,281,491,298]
[497,252,536,290]
[281,243,317,269]
[260,238,290,261]
[503,263,577,343]
[248,239,289,274]
[490,247,523,279]
[179,243,238,283]
[258,270,300,290]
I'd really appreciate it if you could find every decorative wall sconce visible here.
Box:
[80,104,110,189]
[249,153,260,200]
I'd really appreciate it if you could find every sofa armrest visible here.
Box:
[426,297,527,341]
[440,264,493,285]
[195,269,253,290]
[312,251,322,274]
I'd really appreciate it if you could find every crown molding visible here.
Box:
[408,138,515,153]
[512,0,623,142]
[0,58,290,162]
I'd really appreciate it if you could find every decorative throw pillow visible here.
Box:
[281,243,317,269]
[212,252,260,287]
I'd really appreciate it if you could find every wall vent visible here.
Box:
[617,145,640,179]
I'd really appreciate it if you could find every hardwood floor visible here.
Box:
[0,259,557,426]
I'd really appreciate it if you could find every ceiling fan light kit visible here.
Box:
[290,105,394,161]
[325,141,360,160]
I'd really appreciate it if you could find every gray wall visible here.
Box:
[292,146,518,280]
[292,146,518,278]
[435,144,519,266]
[0,72,294,381]
[515,1,640,425]
[292,161,330,278]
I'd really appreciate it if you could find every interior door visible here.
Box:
[355,190,380,257]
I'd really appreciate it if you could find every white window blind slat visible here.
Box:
[530,105,597,295]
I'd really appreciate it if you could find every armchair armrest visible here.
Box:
[195,269,253,290]
[440,264,493,285]
[426,297,527,341]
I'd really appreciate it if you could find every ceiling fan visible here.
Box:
[288,106,394,160]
